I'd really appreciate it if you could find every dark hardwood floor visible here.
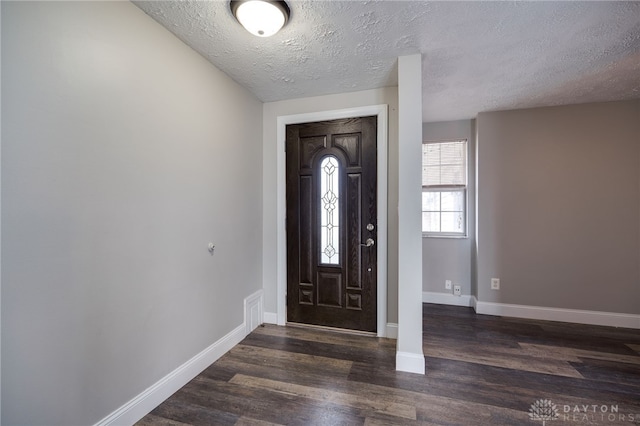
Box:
[137,304,640,425]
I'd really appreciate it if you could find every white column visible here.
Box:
[396,54,425,374]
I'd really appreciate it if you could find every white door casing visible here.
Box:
[276,105,388,337]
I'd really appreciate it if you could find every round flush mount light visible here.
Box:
[230,0,290,37]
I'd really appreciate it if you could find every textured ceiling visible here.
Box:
[134,1,640,122]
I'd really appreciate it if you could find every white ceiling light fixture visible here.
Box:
[230,0,290,37]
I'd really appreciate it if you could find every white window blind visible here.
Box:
[422,141,467,187]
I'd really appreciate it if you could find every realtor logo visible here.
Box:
[529,399,559,425]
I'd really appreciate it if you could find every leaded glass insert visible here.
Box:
[320,156,340,264]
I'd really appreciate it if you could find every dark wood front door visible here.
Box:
[286,116,377,332]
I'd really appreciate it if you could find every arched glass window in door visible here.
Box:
[320,156,340,264]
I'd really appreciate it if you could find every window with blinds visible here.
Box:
[422,140,468,236]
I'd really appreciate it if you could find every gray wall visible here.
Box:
[1,2,263,425]
[422,120,476,296]
[476,101,640,314]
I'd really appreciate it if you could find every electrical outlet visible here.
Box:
[453,285,461,296]
[491,278,500,290]
[445,280,452,290]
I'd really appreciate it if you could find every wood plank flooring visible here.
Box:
[137,304,640,425]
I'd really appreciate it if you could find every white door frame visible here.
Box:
[276,105,388,337]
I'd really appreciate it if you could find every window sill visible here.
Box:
[422,233,468,239]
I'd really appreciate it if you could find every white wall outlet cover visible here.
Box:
[491,278,500,290]
[453,285,461,296]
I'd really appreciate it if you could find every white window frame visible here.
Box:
[422,139,468,238]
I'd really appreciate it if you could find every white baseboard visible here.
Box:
[95,323,245,426]
[95,290,264,426]
[423,291,474,307]
[385,323,398,339]
[475,301,640,329]
[395,351,425,375]
[424,294,639,329]
[263,311,278,324]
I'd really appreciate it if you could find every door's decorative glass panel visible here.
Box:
[320,156,340,264]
